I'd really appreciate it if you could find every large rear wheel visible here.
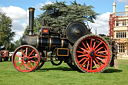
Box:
[72,34,112,73]
[12,45,40,72]
[67,61,78,71]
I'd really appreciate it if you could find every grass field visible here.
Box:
[0,59,128,85]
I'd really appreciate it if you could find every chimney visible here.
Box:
[113,2,116,15]
[125,5,128,16]
[28,7,35,35]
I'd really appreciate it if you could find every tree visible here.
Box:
[39,0,98,31]
[8,37,22,52]
[0,12,15,50]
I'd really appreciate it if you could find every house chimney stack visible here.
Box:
[125,5,128,16]
[113,2,116,15]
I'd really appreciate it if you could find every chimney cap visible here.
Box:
[113,2,116,6]
[125,5,128,8]
[28,7,35,11]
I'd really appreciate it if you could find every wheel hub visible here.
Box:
[24,57,28,61]
[89,50,95,57]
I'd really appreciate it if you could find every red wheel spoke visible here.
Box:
[82,58,89,66]
[28,62,33,68]
[93,60,98,69]
[96,57,105,64]
[90,58,93,70]
[16,60,23,63]
[15,54,23,58]
[97,51,107,54]
[28,50,35,57]
[82,42,87,50]
[77,51,85,54]
[79,47,85,51]
[23,63,31,70]
[94,41,102,50]
[20,49,25,57]
[29,56,38,59]
[95,54,107,58]
[78,57,86,63]
[95,47,104,53]
[86,60,89,70]
[30,60,38,64]
[86,41,90,50]
[105,49,108,55]
[25,47,28,56]
[79,47,88,53]
[93,41,96,48]
[78,54,88,57]
[18,62,24,69]
[90,38,92,48]
[94,58,101,67]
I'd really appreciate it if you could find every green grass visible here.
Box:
[0,59,128,85]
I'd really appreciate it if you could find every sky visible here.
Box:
[0,0,128,41]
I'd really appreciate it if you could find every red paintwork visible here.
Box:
[12,45,40,72]
[0,50,9,58]
[75,36,111,72]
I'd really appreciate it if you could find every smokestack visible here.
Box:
[28,7,35,35]
[113,2,116,15]
[125,5,128,16]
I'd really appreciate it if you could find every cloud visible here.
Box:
[12,20,27,31]
[118,0,128,3]
[36,3,44,10]
[0,0,53,42]
[36,0,53,10]
[45,0,53,5]
[0,0,111,42]
[1,6,27,20]
[0,8,4,12]
[0,6,28,41]
[89,12,111,35]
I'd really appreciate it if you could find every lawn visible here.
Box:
[0,59,128,85]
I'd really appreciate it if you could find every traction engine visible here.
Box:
[0,46,9,62]
[12,7,114,73]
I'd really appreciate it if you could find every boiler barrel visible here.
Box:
[21,35,68,50]
[38,37,68,50]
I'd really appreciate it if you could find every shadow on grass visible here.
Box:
[38,67,122,73]
[38,66,75,72]
[103,69,122,73]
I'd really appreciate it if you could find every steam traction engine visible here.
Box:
[12,7,114,73]
[0,46,9,62]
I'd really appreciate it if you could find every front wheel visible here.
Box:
[72,34,112,73]
[12,45,40,72]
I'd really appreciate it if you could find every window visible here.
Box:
[122,21,126,26]
[116,31,126,38]
[116,21,119,26]
[118,43,125,53]
[116,20,126,26]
